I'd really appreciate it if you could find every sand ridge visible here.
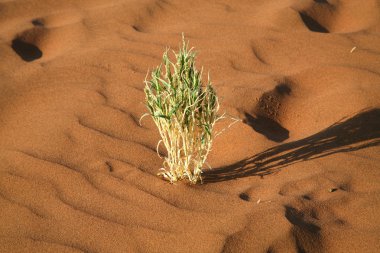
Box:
[0,0,380,252]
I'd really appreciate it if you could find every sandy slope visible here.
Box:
[0,0,379,252]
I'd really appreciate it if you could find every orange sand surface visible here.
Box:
[0,0,380,252]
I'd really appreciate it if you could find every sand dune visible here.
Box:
[0,0,379,252]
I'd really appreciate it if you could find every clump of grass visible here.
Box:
[142,35,223,184]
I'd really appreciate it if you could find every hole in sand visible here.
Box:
[32,18,44,26]
[302,195,312,200]
[275,84,291,95]
[11,38,42,62]
[299,12,329,33]
[239,193,250,201]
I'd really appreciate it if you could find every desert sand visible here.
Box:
[0,0,380,252]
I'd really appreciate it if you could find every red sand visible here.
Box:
[0,0,380,252]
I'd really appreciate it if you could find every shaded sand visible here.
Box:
[1,0,380,252]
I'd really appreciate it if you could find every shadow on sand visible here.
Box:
[204,108,380,183]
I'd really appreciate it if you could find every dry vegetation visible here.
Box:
[143,36,222,184]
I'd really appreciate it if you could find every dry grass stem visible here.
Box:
[143,35,223,184]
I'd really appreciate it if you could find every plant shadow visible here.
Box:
[204,108,380,183]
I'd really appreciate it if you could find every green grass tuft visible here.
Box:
[143,35,223,184]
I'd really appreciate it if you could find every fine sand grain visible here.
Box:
[0,0,380,252]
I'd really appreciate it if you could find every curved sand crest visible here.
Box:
[0,0,380,252]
